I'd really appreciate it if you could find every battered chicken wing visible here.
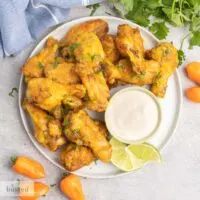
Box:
[26,78,86,112]
[145,42,179,97]
[103,59,159,86]
[76,63,110,112]
[64,110,112,162]
[23,102,66,151]
[101,34,120,64]
[60,144,95,171]
[44,62,80,85]
[116,24,145,74]
[62,19,108,43]
[22,39,58,79]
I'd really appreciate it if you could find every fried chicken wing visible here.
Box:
[22,41,58,79]
[62,19,108,43]
[76,63,110,112]
[101,34,120,64]
[44,62,80,85]
[103,59,159,86]
[145,42,179,97]
[23,102,66,151]
[26,78,86,112]
[116,24,145,74]
[60,144,95,171]
[64,110,112,162]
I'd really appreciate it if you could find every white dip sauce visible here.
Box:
[105,88,160,142]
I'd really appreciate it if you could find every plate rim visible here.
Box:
[18,15,182,179]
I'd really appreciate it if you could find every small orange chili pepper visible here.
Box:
[185,87,200,103]
[12,156,45,179]
[60,174,85,200]
[19,181,49,200]
[186,62,200,85]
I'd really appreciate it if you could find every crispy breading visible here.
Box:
[76,63,110,112]
[64,110,112,162]
[60,144,95,171]
[23,102,66,151]
[103,59,159,85]
[26,78,86,112]
[101,34,120,64]
[146,42,178,97]
[44,62,80,85]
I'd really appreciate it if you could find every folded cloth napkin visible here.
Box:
[0,0,104,58]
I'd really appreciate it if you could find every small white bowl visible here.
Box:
[105,86,162,144]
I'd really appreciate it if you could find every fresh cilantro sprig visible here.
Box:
[109,0,200,47]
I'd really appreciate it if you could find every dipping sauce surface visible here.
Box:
[105,87,160,143]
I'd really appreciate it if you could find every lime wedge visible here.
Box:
[110,138,161,172]
[127,143,161,162]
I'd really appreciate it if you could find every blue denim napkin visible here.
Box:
[0,0,104,58]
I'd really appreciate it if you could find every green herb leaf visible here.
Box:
[178,49,186,66]
[50,184,57,187]
[9,88,18,97]
[37,61,44,69]
[190,31,200,48]
[11,157,17,165]
[87,3,100,16]
[53,59,59,68]
[63,118,70,128]
[68,43,80,53]
[149,22,169,39]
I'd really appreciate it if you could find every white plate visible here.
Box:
[19,16,182,179]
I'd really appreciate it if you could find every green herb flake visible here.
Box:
[72,129,80,134]
[37,61,44,69]
[178,49,186,66]
[190,31,200,48]
[9,88,18,97]
[63,118,70,128]
[50,184,57,187]
[68,43,80,53]
[53,59,59,68]
[149,22,169,40]
[86,3,100,16]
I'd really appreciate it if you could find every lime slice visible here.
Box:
[127,143,161,162]
[110,138,144,171]
[110,138,161,172]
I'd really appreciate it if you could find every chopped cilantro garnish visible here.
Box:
[63,118,70,128]
[68,43,80,53]
[86,3,100,16]
[53,59,59,68]
[37,61,44,69]
[178,49,186,66]
[9,88,18,97]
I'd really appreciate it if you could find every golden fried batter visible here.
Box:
[64,110,112,162]
[103,59,159,86]
[63,19,108,43]
[23,102,66,151]
[22,41,58,79]
[101,34,120,64]
[146,42,178,97]
[26,78,86,112]
[60,144,95,171]
[44,62,80,85]
[76,63,110,112]
[116,24,145,74]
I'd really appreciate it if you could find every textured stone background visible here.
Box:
[0,4,200,200]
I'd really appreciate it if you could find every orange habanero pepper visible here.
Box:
[12,156,45,179]
[60,174,85,200]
